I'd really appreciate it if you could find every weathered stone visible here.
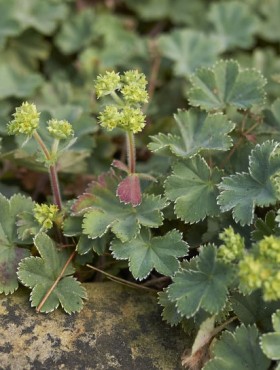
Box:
[0,282,188,369]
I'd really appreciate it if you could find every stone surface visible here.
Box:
[0,282,188,370]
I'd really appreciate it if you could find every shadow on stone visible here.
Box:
[0,282,189,370]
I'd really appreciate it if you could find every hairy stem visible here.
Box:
[49,165,63,210]
[33,131,63,210]
[33,130,51,161]
[36,250,76,313]
[126,131,136,173]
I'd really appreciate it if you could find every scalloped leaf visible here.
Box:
[17,232,87,313]
[188,60,266,111]
[218,141,280,225]
[110,229,188,280]
[148,109,235,158]
[158,289,183,326]
[17,211,41,242]
[203,325,271,370]
[165,156,223,223]
[260,310,280,361]
[208,1,258,51]
[75,171,166,242]
[116,174,142,206]
[0,194,34,295]
[158,29,220,78]
[168,245,234,318]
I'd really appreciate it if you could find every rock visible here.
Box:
[0,282,188,369]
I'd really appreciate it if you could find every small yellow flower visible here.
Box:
[34,203,59,230]
[95,71,121,98]
[218,227,245,263]
[263,272,280,301]
[258,235,280,264]
[47,119,74,140]
[98,105,122,131]
[120,106,146,133]
[7,102,40,136]
[239,255,268,290]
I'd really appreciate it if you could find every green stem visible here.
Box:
[33,131,63,210]
[33,130,51,161]
[126,131,136,174]
[110,91,123,106]
[49,165,63,210]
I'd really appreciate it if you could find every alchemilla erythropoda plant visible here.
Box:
[1,0,280,369]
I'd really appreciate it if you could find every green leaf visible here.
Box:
[55,9,95,54]
[148,109,235,158]
[165,156,223,223]
[75,172,166,242]
[260,310,280,361]
[0,194,34,294]
[231,290,280,331]
[18,232,87,313]
[110,229,188,280]
[17,211,41,242]
[158,29,220,78]
[203,325,271,370]
[252,211,278,241]
[158,289,183,326]
[76,235,107,256]
[0,0,24,47]
[14,0,68,35]
[218,141,280,225]
[188,60,266,111]
[208,1,258,51]
[168,245,234,318]
[259,0,280,42]
[0,63,43,99]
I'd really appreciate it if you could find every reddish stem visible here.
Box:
[126,131,136,174]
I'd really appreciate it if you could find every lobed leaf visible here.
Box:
[148,109,235,158]
[203,325,271,370]
[168,245,234,318]
[158,29,220,78]
[165,156,223,223]
[208,1,258,51]
[188,60,266,111]
[0,194,34,294]
[158,290,183,326]
[218,141,280,225]
[18,232,87,313]
[74,171,166,242]
[110,229,188,280]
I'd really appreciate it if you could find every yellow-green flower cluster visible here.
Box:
[95,71,121,98]
[47,119,74,140]
[34,203,59,230]
[95,70,148,134]
[239,255,270,290]
[121,70,148,104]
[258,235,280,263]
[7,102,40,136]
[238,235,280,301]
[218,227,245,263]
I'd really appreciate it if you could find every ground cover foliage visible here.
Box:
[1,0,280,368]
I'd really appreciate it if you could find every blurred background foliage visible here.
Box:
[1,0,280,199]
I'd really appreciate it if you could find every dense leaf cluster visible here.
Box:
[1,0,280,368]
